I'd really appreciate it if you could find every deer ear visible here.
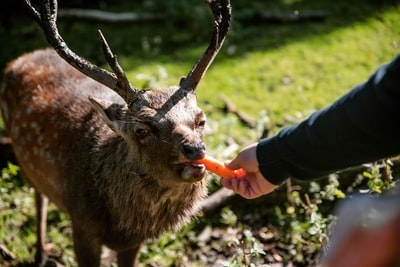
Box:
[89,97,127,132]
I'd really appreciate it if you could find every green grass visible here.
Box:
[125,3,399,150]
[0,0,399,266]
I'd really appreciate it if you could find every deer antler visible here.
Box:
[24,0,138,104]
[179,0,231,91]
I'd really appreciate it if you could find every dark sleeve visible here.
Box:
[257,54,400,185]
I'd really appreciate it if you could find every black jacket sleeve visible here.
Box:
[256,54,400,185]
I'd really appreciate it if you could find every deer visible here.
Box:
[0,0,231,266]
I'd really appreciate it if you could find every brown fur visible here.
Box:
[0,48,208,266]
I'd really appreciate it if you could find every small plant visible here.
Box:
[223,229,267,267]
[0,163,75,266]
[362,160,395,194]
[0,162,35,265]
[272,158,397,265]
[273,176,344,265]
[218,207,268,267]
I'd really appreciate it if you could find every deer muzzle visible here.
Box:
[176,141,207,182]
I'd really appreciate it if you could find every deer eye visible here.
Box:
[135,128,149,139]
[197,120,206,128]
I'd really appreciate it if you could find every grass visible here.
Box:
[117,1,400,147]
[0,0,399,266]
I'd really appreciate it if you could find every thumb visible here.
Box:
[225,156,241,170]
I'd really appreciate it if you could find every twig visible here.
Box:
[199,187,236,213]
[58,8,165,23]
[220,94,256,128]
[0,243,16,261]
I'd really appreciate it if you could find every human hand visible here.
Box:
[220,143,278,199]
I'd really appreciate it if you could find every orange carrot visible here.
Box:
[194,155,245,179]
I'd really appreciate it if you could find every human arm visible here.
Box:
[222,54,400,197]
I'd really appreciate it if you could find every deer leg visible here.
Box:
[72,223,102,267]
[34,190,49,266]
[116,244,142,267]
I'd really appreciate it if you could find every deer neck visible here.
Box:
[89,133,207,238]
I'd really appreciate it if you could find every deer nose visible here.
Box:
[182,142,206,161]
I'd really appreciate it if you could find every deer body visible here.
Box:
[1,49,208,265]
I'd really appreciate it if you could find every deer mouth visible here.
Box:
[178,162,206,183]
